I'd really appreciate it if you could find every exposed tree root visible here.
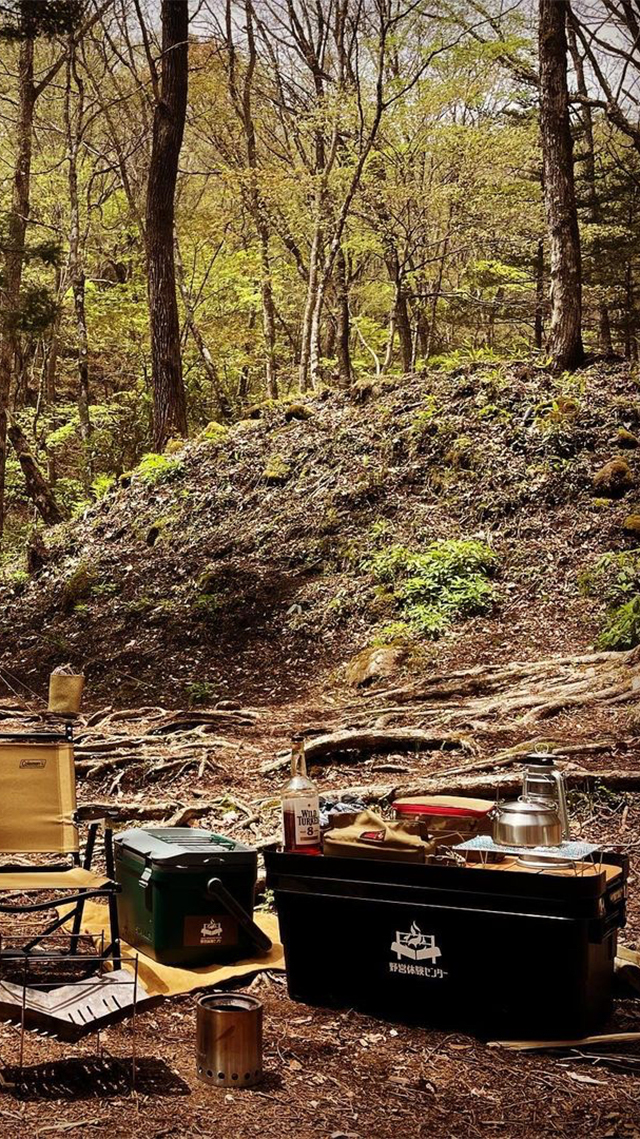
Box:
[260,728,474,774]
[328,767,640,805]
[359,648,640,726]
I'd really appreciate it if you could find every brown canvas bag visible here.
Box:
[323,809,434,863]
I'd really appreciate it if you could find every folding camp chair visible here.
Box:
[0,726,121,966]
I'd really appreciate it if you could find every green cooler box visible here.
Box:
[114,827,271,966]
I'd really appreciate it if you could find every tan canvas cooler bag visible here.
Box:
[323,809,435,863]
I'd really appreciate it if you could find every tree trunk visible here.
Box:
[566,13,612,357]
[395,282,412,373]
[486,287,504,350]
[0,34,35,535]
[381,310,396,373]
[299,220,322,391]
[43,259,63,408]
[324,313,337,362]
[416,308,429,361]
[174,229,232,420]
[370,153,411,374]
[74,271,92,468]
[539,0,584,372]
[425,220,452,359]
[598,304,614,356]
[534,238,545,349]
[309,277,327,388]
[335,247,352,388]
[258,229,278,400]
[626,262,638,361]
[238,308,256,401]
[7,419,65,525]
[146,0,189,449]
[382,247,411,373]
[65,50,92,487]
[227,0,278,401]
[242,0,278,401]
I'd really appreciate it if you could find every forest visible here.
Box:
[2,3,640,1138]
[0,0,638,552]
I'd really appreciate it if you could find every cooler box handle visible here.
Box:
[206,877,272,954]
[139,865,153,910]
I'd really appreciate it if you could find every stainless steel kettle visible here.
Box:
[490,753,571,850]
[521,753,569,840]
[491,798,564,848]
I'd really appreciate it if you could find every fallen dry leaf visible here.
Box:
[568,1071,607,1086]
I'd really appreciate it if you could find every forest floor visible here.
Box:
[0,676,638,1139]
[2,361,640,1135]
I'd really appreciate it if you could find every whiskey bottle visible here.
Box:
[282,735,321,855]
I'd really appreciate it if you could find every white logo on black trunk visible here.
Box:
[389,921,447,978]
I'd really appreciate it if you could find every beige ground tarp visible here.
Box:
[78,900,284,997]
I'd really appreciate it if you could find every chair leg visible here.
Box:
[69,895,87,957]
[102,825,122,967]
[83,822,100,871]
[67,821,100,954]
[22,906,81,954]
[104,825,116,879]
[106,891,122,969]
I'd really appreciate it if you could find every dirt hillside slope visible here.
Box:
[2,359,639,707]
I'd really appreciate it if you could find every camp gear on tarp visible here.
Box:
[393,796,494,842]
[114,828,270,966]
[265,849,627,1039]
[491,797,564,848]
[322,809,434,863]
[196,993,263,1088]
[521,753,570,839]
[0,729,121,968]
[72,901,283,996]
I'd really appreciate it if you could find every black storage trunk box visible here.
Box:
[265,851,627,1039]
[115,828,259,966]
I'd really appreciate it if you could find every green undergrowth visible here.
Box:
[185,680,215,705]
[366,538,499,642]
[135,452,184,485]
[579,549,640,649]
